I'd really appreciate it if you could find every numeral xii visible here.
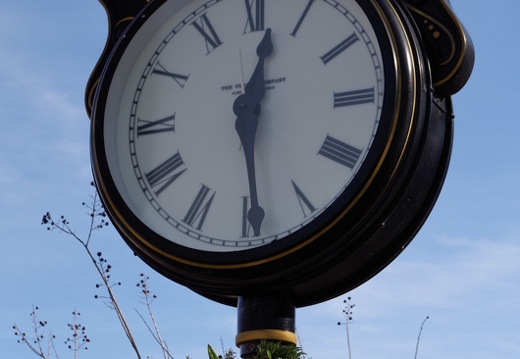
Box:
[244,0,265,32]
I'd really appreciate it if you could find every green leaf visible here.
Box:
[208,344,220,359]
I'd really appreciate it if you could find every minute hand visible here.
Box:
[245,28,273,100]
[233,29,273,237]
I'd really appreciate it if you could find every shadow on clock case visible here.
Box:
[91,0,454,308]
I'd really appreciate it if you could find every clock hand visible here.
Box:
[244,28,273,100]
[234,103,264,237]
[233,29,272,237]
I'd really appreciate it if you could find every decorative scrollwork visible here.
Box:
[85,0,150,117]
[403,0,475,97]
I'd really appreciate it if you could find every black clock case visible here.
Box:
[91,0,456,308]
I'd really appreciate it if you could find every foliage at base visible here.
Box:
[208,341,306,359]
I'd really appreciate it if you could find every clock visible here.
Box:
[90,0,472,307]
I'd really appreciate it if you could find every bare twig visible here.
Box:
[50,333,60,359]
[13,306,52,359]
[337,297,355,359]
[136,274,172,359]
[414,316,429,359]
[295,328,307,359]
[41,186,142,359]
[135,310,174,359]
[65,310,90,359]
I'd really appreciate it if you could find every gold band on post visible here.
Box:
[236,329,297,347]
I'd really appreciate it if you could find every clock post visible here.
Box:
[236,295,296,358]
[87,0,474,358]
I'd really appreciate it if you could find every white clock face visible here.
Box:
[101,0,385,252]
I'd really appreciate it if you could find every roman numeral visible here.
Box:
[191,13,223,54]
[240,196,253,238]
[137,114,175,136]
[334,88,375,108]
[292,181,316,217]
[183,185,215,230]
[244,0,265,32]
[290,0,314,37]
[320,33,359,65]
[318,135,362,169]
[145,152,187,196]
[152,63,189,88]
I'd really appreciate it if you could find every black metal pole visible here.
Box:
[236,293,296,358]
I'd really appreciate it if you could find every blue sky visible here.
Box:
[1,1,519,358]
